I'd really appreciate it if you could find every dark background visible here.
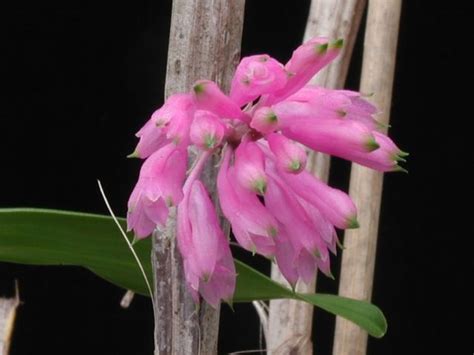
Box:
[1,1,472,354]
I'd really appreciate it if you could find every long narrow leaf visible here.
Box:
[0,208,387,337]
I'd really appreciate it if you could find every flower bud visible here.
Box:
[266,133,307,173]
[190,110,226,150]
[234,141,268,195]
[230,54,287,106]
[250,106,279,135]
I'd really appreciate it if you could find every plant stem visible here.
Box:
[333,1,402,354]
[268,1,367,353]
[152,1,245,354]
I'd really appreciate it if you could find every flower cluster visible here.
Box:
[127,37,407,307]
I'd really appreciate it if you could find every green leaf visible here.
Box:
[298,294,387,338]
[0,208,152,294]
[0,208,386,337]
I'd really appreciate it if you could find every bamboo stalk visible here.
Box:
[333,1,402,354]
[268,1,366,354]
[152,1,245,354]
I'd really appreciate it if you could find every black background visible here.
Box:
[1,1,472,354]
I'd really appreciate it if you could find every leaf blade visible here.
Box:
[0,208,387,337]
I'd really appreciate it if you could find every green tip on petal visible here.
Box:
[331,38,344,49]
[289,160,301,172]
[315,43,329,54]
[204,134,217,149]
[313,249,322,259]
[268,226,278,238]
[202,273,211,283]
[326,271,336,280]
[193,83,205,95]
[398,150,410,157]
[393,165,408,174]
[347,217,360,229]
[251,244,257,256]
[267,112,278,123]
[254,180,267,195]
[127,150,140,159]
[394,155,407,163]
[365,137,380,152]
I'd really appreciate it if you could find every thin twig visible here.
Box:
[97,180,156,315]
[251,301,269,345]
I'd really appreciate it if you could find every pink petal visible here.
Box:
[189,110,226,150]
[230,54,287,106]
[266,133,307,173]
[264,37,343,105]
[234,141,268,195]
[278,169,358,229]
[192,80,246,121]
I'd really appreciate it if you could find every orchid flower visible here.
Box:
[127,37,407,307]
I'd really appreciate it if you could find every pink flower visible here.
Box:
[127,36,407,305]
[130,94,195,158]
[275,104,381,161]
[286,86,380,130]
[266,133,307,173]
[264,37,343,105]
[230,54,287,107]
[189,110,227,150]
[349,130,408,172]
[217,148,277,257]
[234,140,268,195]
[177,179,236,307]
[250,106,279,135]
[127,143,188,238]
[192,80,248,121]
[278,168,359,229]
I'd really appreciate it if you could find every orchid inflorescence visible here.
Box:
[127,37,407,307]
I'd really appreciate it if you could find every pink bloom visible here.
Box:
[127,143,188,238]
[127,36,407,303]
[286,85,380,130]
[278,168,358,229]
[192,80,248,121]
[234,140,268,195]
[266,132,307,173]
[217,148,277,257]
[279,113,381,164]
[131,118,167,159]
[189,110,226,150]
[177,180,236,307]
[250,106,279,135]
[264,37,343,105]
[264,171,324,258]
[131,94,195,158]
[230,54,287,107]
[350,131,408,172]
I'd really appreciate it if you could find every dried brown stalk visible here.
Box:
[152,1,245,354]
[268,1,367,353]
[333,1,402,354]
